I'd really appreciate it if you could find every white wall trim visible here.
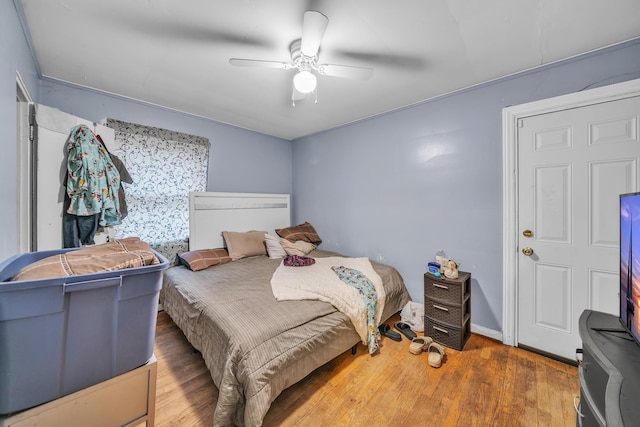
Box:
[502,78,640,348]
[16,71,32,102]
[471,323,503,342]
[16,71,33,254]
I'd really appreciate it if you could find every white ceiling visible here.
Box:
[18,0,640,140]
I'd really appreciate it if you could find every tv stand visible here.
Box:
[590,327,627,333]
[577,310,640,426]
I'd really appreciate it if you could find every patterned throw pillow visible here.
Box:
[275,222,322,244]
[178,248,232,271]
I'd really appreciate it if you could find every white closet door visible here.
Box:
[517,95,640,360]
[33,104,115,250]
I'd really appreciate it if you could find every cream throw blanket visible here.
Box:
[270,257,386,346]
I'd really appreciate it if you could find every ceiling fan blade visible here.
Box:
[300,11,328,57]
[96,8,272,48]
[317,64,374,80]
[229,58,294,69]
[336,50,427,70]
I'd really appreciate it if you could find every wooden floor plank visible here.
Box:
[153,311,579,426]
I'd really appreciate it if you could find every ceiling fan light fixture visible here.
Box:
[293,70,317,93]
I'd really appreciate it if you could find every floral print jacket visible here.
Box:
[66,124,121,226]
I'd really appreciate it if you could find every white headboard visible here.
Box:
[188,192,291,250]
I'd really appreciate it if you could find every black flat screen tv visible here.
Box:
[620,192,640,345]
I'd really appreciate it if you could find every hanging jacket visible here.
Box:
[95,133,133,220]
[66,124,122,227]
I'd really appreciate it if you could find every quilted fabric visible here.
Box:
[11,237,158,281]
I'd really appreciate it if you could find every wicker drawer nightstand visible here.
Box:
[424,271,471,351]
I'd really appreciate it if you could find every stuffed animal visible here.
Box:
[443,260,459,279]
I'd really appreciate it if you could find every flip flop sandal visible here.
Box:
[428,343,446,368]
[378,324,402,342]
[393,322,417,340]
[409,336,433,355]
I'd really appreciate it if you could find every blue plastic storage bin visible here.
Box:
[0,247,168,414]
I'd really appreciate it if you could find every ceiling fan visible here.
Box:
[229,10,374,103]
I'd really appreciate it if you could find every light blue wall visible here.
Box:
[0,1,40,262]
[291,39,640,333]
[1,1,291,263]
[4,0,640,334]
[39,81,292,195]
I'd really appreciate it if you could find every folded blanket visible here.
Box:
[11,237,158,281]
[271,256,386,353]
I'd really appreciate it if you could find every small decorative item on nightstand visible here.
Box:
[443,260,459,279]
[423,271,471,351]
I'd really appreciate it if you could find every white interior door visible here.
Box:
[517,96,640,360]
[33,104,115,251]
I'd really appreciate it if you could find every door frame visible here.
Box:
[502,78,640,347]
[16,71,33,253]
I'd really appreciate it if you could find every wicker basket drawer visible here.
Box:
[425,297,462,325]
[424,272,469,304]
[424,316,470,351]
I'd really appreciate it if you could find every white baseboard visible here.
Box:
[470,323,503,342]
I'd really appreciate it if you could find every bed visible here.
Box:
[161,192,411,426]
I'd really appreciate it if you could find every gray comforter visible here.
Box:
[162,250,411,426]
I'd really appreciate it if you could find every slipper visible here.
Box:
[409,336,433,355]
[394,322,417,340]
[378,324,402,342]
[428,343,446,368]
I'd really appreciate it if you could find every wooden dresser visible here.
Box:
[423,271,471,351]
[0,356,157,427]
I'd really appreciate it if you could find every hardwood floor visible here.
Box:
[153,311,579,426]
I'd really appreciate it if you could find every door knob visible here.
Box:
[522,247,534,256]
[522,229,533,237]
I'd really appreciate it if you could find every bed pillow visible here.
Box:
[178,248,232,271]
[275,222,322,244]
[264,233,287,259]
[279,238,316,256]
[222,230,267,260]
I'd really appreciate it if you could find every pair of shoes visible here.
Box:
[378,324,402,341]
[393,322,417,340]
[409,336,433,355]
[428,343,446,368]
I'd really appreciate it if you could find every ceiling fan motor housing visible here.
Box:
[290,39,317,71]
[229,11,373,101]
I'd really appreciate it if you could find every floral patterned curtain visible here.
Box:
[106,119,209,264]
